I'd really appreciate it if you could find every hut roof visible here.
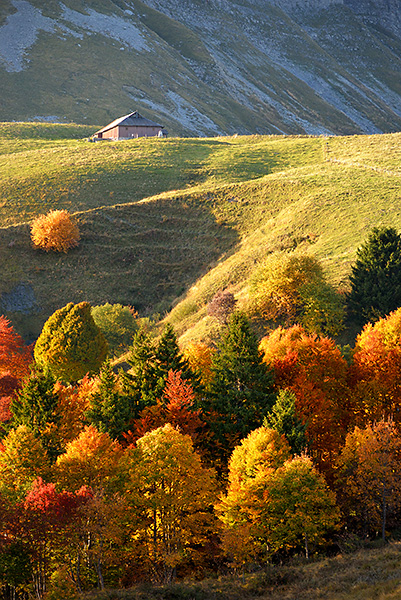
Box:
[94,111,163,135]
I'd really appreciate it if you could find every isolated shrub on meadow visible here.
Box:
[207,289,237,324]
[31,209,80,252]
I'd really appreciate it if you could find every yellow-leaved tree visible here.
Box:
[217,426,339,566]
[124,423,217,583]
[31,209,80,253]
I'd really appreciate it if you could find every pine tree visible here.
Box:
[206,312,275,465]
[264,389,307,455]
[348,226,401,325]
[123,324,199,409]
[86,361,131,441]
[10,369,61,460]
[34,302,108,382]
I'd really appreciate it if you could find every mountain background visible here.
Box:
[1,0,401,135]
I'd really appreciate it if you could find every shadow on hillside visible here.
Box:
[0,197,239,339]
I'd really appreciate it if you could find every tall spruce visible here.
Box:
[85,361,131,441]
[206,312,275,465]
[348,226,401,326]
[123,324,199,409]
[264,389,307,455]
[10,369,61,460]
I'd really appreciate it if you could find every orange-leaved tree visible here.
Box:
[31,209,80,253]
[260,325,350,475]
[0,316,32,425]
[55,425,123,494]
[335,418,401,540]
[124,370,205,447]
[349,307,401,425]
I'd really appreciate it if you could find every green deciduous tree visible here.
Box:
[91,303,137,357]
[261,455,340,559]
[248,251,344,336]
[217,427,338,565]
[216,426,291,566]
[348,226,401,326]
[34,302,108,382]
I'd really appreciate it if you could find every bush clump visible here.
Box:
[31,209,80,252]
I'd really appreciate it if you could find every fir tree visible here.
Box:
[206,312,275,465]
[10,369,61,460]
[86,361,131,441]
[264,388,307,455]
[123,324,199,409]
[348,226,401,326]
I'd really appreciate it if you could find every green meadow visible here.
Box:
[1,122,400,341]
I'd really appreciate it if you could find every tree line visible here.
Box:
[1,226,401,597]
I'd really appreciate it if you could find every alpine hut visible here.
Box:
[93,111,166,140]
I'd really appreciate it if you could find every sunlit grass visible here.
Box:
[1,123,401,340]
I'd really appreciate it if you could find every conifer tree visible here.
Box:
[264,388,307,455]
[123,324,199,408]
[206,312,275,464]
[10,369,61,460]
[348,226,401,325]
[86,361,131,441]
[34,302,108,382]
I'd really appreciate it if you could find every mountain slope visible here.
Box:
[1,0,401,134]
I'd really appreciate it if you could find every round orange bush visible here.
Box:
[31,209,80,252]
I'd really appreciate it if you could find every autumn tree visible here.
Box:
[349,307,401,425]
[183,341,216,388]
[0,315,32,380]
[248,251,344,336]
[124,424,217,583]
[20,478,90,598]
[34,302,108,382]
[335,419,401,540]
[207,290,237,324]
[54,376,96,447]
[216,426,291,566]
[205,312,275,467]
[348,226,401,326]
[91,303,137,357]
[260,325,350,475]
[55,425,123,494]
[0,316,32,428]
[124,370,204,447]
[31,209,80,253]
[261,455,340,559]
[0,425,50,502]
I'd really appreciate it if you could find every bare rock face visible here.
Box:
[270,0,343,12]
[344,0,401,37]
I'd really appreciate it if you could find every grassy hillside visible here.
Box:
[1,122,401,341]
[82,541,401,600]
